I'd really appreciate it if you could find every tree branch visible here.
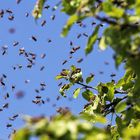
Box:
[104,95,128,115]
[76,82,97,91]
[95,15,118,25]
[95,15,139,30]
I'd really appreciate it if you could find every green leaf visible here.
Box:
[40,135,49,140]
[73,88,81,98]
[123,121,140,140]
[111,126,120,140]
[82,90,94,101]
[101,86,108,93]
[115,55,124,68]
[12,128,31,140]
[32,0,45,19]
[92,95,100,110]
[115,101,127,113]
[86,74,94,84]
[85,25,100,55]
[115,116,124,135]
[102,1,124,18]
[99,36,107,51]
[55,75,64,80]
[61,0,81,15]
[71,65,77,71]
[116,68,134,89]
[61,14,79,37]
[106,82,115,102]
[48,121,67,137]
[59,84,72,97]
[136,0,140,16]
[80,112,106,123]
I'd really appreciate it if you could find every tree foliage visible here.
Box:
[12,0,140,140]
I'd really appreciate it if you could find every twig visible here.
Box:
[105,95,127,111]
[95,15,118,25]
[76,82,97,91]
[95,15,139,30]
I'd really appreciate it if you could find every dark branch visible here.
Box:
[95,15,139,30]
[95,15,118,25]
[106,95,127,108]
[76,82,97,91]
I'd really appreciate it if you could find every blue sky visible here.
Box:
[0,1,125,139]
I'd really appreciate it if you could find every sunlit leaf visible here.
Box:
[48,121,67,137]
[102,1,124,18]
[136,0,140,16]
[80,112,106,123]
[71,65,77,71]
[73,88,81,98]
[82,90,94,101]
[40,135,49,140]
[99,36,107,51]
[61,14,79,37]
[12,128,31,140]
[55,75,64,80]
[111,126,120,140]
[32,0,45,19]
[115,101,127,113]
[85,25,100,55]
[86,74,94,84]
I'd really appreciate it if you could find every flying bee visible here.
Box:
[35,89,39,93]
[17,64,22,69]
[13,41,19,47]
[1,45,8,55]
[58,82,62,86]
[77,34,81,39]
[62,60,67,65]
[56,96,60,101]
[91,22,96,26]
[19,47,25,55]
[0,9,4,18]
[25,12,29,17]
[2,74,7,78]
[51,15,55,20]
[3,103,9,108]
[31,36,37,42]
[8,15,14,21]
[32,99,41,104]
[4,93,9,100]
[47,39,52,43]
[70,41,73,46]
[6,9,13,14]
[27,64,32,68]
[16,0,22,4]
[25,79,30,84]
[83,33,88,37]
[36,96,41,99]
[12,114,19,119]
[12,85,15,91]
[44,5,50,9]
[77,58,83,63]
[110,73,116,77]
[41,20,46,26]
[6,123,12,128]
[40,66,45,71]
[41,53,46,59]
[1,81,5,86]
